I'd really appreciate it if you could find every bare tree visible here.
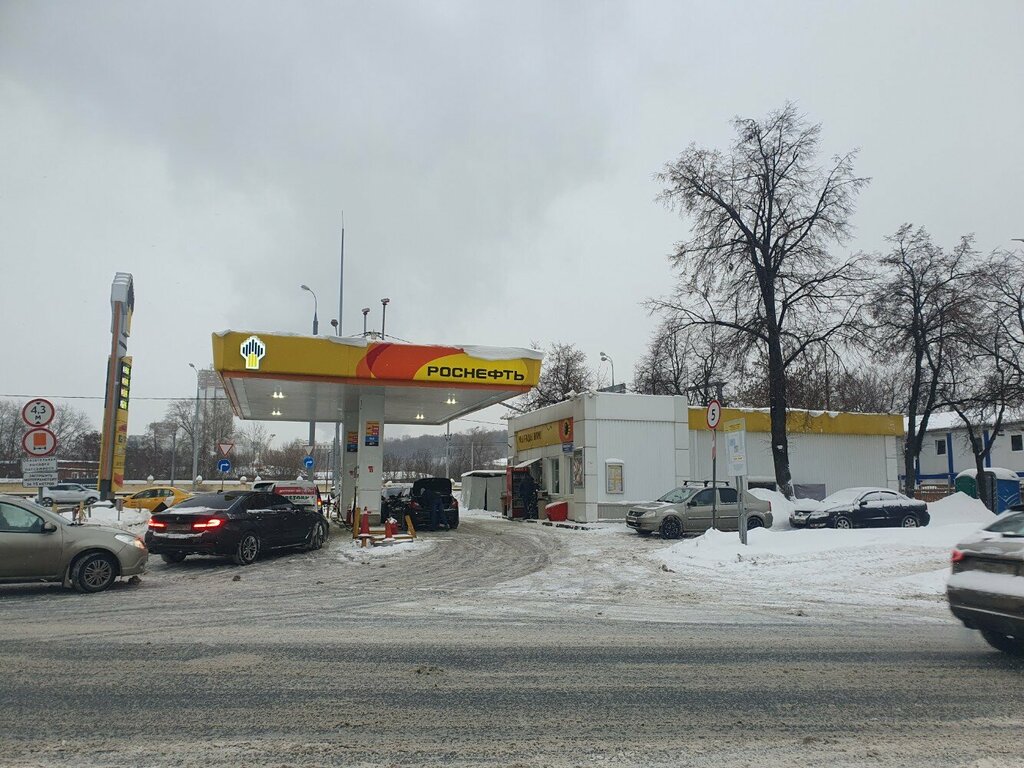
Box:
[869,225,980,496]
[633,319,732,404]
[519,341,595,411]
[653,103,868,497]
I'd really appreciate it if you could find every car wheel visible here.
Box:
[42,497,53,507]
[71,552,118,593]
[660,517,682,539]
[980,629,1024,657]
[832,516,853,530]
[161,552,187,564]
[746,516,764,531]
[232,533,261,565]
[900,514,919,528]
[86,496,99,505]
[306,521,328,551]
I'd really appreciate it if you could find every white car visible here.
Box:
[41,483,100,507]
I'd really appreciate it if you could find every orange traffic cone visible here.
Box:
[384,515,397,539]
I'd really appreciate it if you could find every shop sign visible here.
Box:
[365,421,380,447]
[515,418,574,451]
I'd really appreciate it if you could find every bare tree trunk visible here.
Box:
[767,336,794,498]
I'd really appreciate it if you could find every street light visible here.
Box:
[380,298,390,339]
[300,284,319,335]
[600,351,615,387]
[362,307,370,336]
[188,363,201,487]
[300,285,318,449]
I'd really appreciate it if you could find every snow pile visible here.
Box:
[647,492,1000,611]
[747,488,822,530]
[927,492,998,526]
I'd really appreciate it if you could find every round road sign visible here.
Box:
[23,427,58,457]
[303,455,315,470]
[22,398,55,428]
[218,459,231,473]
[706,399,722,430]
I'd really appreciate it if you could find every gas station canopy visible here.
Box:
[212,331,543,426]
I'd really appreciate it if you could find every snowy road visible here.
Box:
[1,511,1022,767]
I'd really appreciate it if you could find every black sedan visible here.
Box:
[145,491,329,565]
[948,508,1024,657]
[801,487,930,529]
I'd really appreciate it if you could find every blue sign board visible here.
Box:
[303,455,315,469]
[217,458,231,473]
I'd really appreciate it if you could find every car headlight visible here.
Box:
[807,512,828,520]
[114,533,147,550]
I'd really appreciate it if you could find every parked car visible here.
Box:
[626,483,773,539]
[0,494,147,593]
[381,483,413,521]
[947,509,1024,657]
[145,491,329,566]
[40,483,100,507]
[801,487,929,529]
[401,478,459,530]
[122,486,191,513]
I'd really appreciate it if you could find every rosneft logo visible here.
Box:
[240,335,266,370]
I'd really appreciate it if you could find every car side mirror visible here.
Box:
[859,500,868,507]
[41,521,57,533]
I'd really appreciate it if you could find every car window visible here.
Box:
[269,495,295,510]
[658,487,691,503]
[692,489,715,506]
[862,492,883,502]
[985,512,1024,536]
[719,488,738,504]
[175,493,243,511]
[0,503,44,533]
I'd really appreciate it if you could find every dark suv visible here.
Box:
[399,478,459,530]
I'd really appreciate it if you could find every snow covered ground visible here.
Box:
[71,491,1003,621]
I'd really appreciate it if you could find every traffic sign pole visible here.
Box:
[706,400,721,530]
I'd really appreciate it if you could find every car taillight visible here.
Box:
[452,498,459,510]
[192,517,225,530]
[951,549,965,563]
[148,519,166,529]
[411,501,421,510]
[767,501,772,512]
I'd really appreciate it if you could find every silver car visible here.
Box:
[626,484,773,539]
[947,507,1024,657]
[0,495,148,593]
[41,482,100,507]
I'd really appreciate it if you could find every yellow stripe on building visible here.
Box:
[688,407,904,437]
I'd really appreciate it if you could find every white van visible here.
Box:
[251,480,323,512]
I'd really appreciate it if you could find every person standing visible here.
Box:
[520,472,538,519]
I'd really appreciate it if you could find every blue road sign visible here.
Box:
[218,458,231,473]
[303,455,315,469]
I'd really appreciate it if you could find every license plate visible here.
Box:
[156,532,198,540]
[974,560,1019,576]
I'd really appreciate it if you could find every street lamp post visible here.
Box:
[189,363,201,487]
[300,284,319,335]
[600,351,615,387]
[381,298,390,339]
[300,284,319,449]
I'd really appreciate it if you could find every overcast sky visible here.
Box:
[2,0,1022,447]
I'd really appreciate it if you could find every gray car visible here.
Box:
[626,484,773,539]
[947,507,1024,657]
[0,495,148,593]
